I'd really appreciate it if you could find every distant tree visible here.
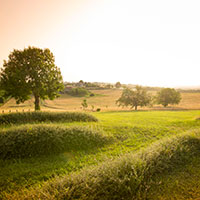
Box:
[105,84,113,89]
[115,82,121,88]
[156,88,181,107]
[0,46,64,111]
[84,82,93,87]
[116,86,152,110]
[81,99,88,109]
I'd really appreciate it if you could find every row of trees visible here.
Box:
[116,86,181,110]
[64,80,122,90]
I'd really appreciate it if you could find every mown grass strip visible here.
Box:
[13,129,200,200]
[0,111,98,125]
[0,125,112,159]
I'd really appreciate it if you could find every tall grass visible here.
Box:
[16,129,200,200]
[0,111,98,125]
[0,125,111,159]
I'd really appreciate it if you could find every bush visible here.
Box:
[96,108,101,112]
[22,130,200,199]
[66,87,90,97]
[81,99,88,109]
[0,112,98,125]
[90,93,95,97]
[0,125,111,159]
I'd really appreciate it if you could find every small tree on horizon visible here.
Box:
[81,99,88,110]
[156,88,181,107]
[115,82,121,88]
[0,46,64,111]
[116,86,152,110]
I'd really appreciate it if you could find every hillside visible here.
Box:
[1,89,200,112]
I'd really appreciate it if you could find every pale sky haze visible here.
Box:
[0,0,200,87]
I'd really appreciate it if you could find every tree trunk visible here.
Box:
[34,95,40,111]
[135,105,137,110]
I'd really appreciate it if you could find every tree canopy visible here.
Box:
[156,88,181,107]
[0,46,64,111]
[116,86,152,110]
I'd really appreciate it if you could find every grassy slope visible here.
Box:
[0,110,200,199]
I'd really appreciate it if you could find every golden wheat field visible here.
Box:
[1,89,200,113]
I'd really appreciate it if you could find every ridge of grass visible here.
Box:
[0,111,98,125]
[0,125,112,159]
[10,129,200,200]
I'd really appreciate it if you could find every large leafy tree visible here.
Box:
[156,88,181,107]
[116,86,152,110]
[0,46,64,111]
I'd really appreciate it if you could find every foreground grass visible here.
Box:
[0,110,200,199]
[147,156,200,200]
[4,129,200,199]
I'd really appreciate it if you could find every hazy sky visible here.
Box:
[0,0,200,87]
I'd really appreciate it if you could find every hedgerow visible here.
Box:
[0,111,98,125]
[0,125,110,159]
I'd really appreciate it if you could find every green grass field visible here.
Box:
[0,110,200,199]
[0,90,200,199]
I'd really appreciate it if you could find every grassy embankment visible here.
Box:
[0,110,200,199]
